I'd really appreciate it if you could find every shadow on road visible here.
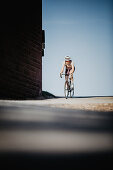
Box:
[0,151,113,170]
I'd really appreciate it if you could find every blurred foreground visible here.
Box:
[0,98,113,169]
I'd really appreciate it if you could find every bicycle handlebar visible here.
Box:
[61,73,70,76]
[60,73,71,79]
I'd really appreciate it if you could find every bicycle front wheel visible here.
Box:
[64,82,68,99]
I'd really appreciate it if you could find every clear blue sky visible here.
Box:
[42,0,113,96]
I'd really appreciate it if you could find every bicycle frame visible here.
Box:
[61,73,74,99]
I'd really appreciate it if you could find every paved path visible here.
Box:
[0,98,113,169]
[0,96,113,111]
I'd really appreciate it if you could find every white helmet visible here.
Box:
[65,56,71,61]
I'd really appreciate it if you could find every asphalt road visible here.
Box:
[0,100,113,169]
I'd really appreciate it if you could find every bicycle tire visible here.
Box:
[64,82,68,99]
[70,88,74,97]
[70,83,74,98]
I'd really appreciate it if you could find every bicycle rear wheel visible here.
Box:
[70,84,74,98]
[64,82,68,99]
[70,88,74,97]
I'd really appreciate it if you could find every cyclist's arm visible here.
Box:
[60,62,65,74]
[70,62,74,73]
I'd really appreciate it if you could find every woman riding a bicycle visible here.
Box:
[60,56,75,98]
[60,56,75,88]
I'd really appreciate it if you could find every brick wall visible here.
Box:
[0,1,42,99]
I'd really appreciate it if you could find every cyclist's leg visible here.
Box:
[70,72,74,89]
[70,72,73,82]
[65,75,69,88]
[65,69,69,88]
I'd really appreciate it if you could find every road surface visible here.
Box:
[0,98,113,169]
